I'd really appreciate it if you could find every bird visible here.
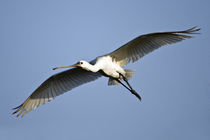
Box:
[13,26,200,117]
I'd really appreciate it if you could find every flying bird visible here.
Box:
[13,26,200,117]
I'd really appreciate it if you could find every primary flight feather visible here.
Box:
[13,26,200,117]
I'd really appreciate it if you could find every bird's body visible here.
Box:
[13,26,200,117]
[91,56,126,78]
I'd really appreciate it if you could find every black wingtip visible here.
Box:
[12,104,23,116]
[12,104,22,110]
[185,26,201,34]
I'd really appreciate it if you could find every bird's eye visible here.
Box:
[80,62,83,65]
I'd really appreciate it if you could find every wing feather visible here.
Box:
[13,67,101,117]
[109,26,200,66]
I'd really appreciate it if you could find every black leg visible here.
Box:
[115,79,131,92]
[130,89,142,101]
[120,73,134,90]
[115,78,141,101]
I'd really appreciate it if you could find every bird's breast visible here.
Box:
[96,56,125,78]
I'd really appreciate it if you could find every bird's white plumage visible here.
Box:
[95,56,125,78]
[13,26,200,117]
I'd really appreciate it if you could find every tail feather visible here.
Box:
[124,69,135,80]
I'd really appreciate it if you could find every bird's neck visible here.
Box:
[84,63,100,72]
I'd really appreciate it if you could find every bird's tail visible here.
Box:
[108,69,135,86]
[124,69,135,80]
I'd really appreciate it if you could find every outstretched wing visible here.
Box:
[13,68,101,117]
[109,26,200,66]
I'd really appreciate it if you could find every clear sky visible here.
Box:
[0,0,209,140]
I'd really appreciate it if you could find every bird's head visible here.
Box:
[75,60,91,70]
[52,60,90,70]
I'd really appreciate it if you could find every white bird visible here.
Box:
[13,26,200,117]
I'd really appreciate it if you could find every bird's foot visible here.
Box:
[131,89,141,101]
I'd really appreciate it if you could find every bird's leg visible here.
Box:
[115,79,132,92]
[118,73,141,101]
[119,73,134,90]
[115,78,141,101]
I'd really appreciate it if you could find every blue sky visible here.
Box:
[0,0,209,140]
